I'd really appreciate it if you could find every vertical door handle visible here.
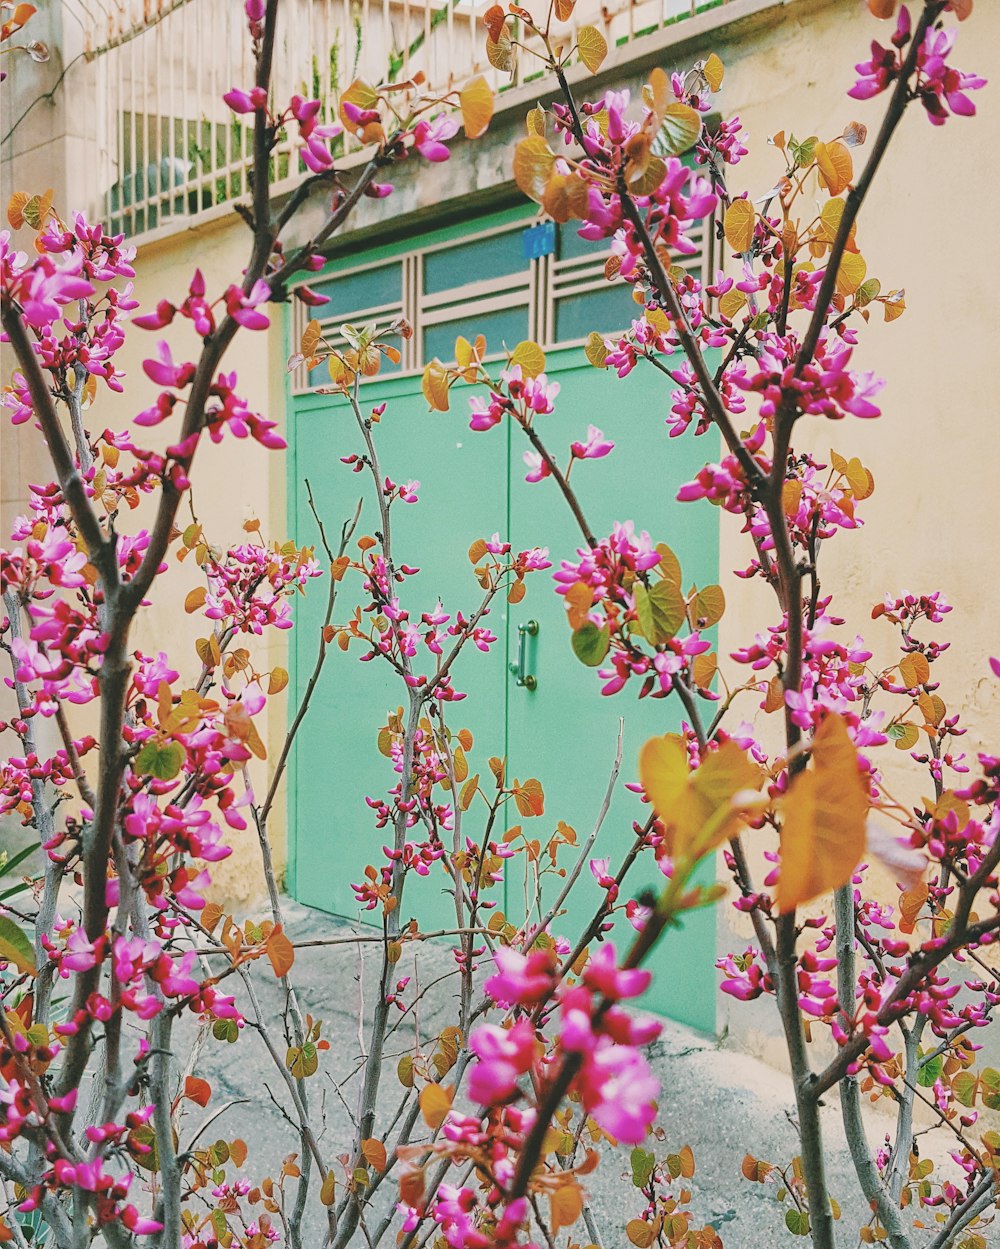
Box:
[509,620,538,690]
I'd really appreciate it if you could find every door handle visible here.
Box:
[509,619,538,690]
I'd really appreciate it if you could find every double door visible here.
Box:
[287,343,720,1031]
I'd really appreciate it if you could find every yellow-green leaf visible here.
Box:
[577,25,607,74]
[658,103,701,155]
[512,135,556,204]
[486,27,514,74]
[634,580,685,645]
[835,251,867,298]
[460,75,493,139]
[724,199,755,253]
[654,543,682,587]
[585,330,608,368]
[702,52,724,92]
[0,916,36,975]
[719,286,747,320]
[639,735,763,861]
[511,340,546,379]
[775,715,868,914]
[421,359,450,411]
[691,584,725,629]
[815,139,853,197]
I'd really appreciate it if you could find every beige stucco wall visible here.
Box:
[708,1,1000,1058]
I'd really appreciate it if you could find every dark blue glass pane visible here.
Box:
[311,263,402,316]
[554,285,635,341]
[556,223,609,262]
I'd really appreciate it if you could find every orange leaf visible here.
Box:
[460,75,493,139]
[419,1083,453,1130]
[550,1183,584,1232]
[512,778,545,818]
[266,925,295,978]
[361,1137,388,1172]
[201,902,224,935]
[184,586,207,613]
[775,715,868,913]
[184,1076,212,1107]
[815,140,853,197]
[482,3,505,41]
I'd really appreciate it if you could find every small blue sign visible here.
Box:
[522,221,556,260]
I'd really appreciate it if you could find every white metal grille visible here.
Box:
[44,0,736,241]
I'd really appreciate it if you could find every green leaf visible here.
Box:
[981,1068,1000,1111]
[952,1071,978,1107]
[657,103,701,155]
[134,739,185,781]
[288,1041,319,1078]
[785,1208,810,1236]
[916,1053,943,1087]
[631,1146,656,1190]
[634,580,685,645]
[0,915,35,975]
[572,622,610,667]
[212,1017,239,1043]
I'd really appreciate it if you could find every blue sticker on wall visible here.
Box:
[522,221,555,260]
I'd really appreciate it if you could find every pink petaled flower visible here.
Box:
[578,1041,660,1144]
[467,1019,537,1104]
[142,341,195,389]
[582,943,650,1001]
[484,946,557,1007]
[412,115,459,162]
[523,451,550,484]
[517,546,552,572]
[468,392,507,431]
[121,1206,165,1235]
[223,85,268,114]
[224,279,271,330]
[570,425,615,460]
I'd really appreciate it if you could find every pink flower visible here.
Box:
[570,425,614,459]
[467,1019,537,1104]
[224,86,268,114]
[484,947,556,1007]
[412,115,459,162]
[578,1042,660,1144]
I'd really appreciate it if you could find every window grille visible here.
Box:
[289,207,714,393]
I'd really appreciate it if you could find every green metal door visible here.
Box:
[287,379,510,929]
[287,211,720,1031]
[502,345,718,1032]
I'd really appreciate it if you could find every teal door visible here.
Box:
[287,211,720,1032]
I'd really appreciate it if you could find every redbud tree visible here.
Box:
[0,1,997,1248]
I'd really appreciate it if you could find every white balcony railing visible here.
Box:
[53,0,735,241]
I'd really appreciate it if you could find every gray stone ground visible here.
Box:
[181,898,931,1248]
